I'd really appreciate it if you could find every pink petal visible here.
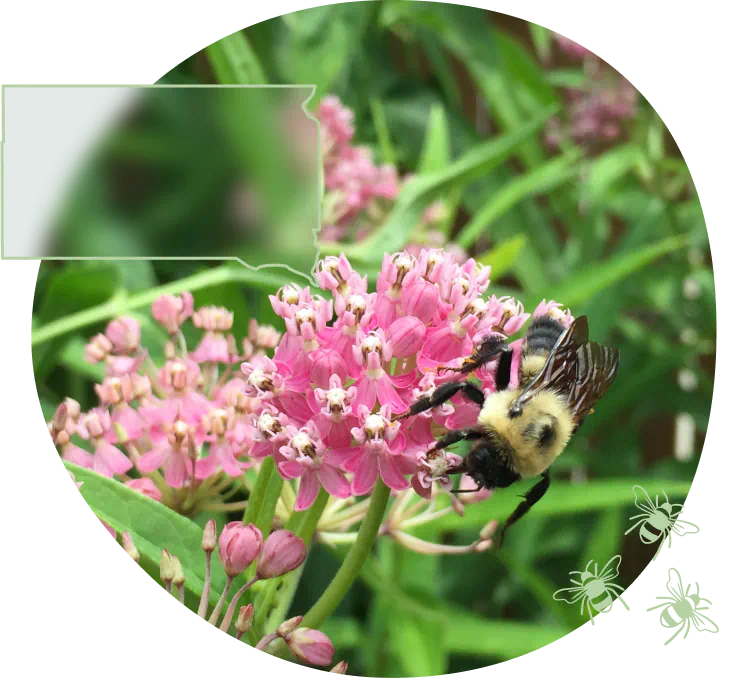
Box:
[164,453,188,488]
[62,443,94,469]
[378,453,410,491]
[95,440,133,476]
[295,471,320,511]
[194,453,218,480]
[137,446,169,473]
[318,464,352,499]
[328,446,363,471]
[375,376,408,413]
[278,460,306,480]
[352,378,377,412]
[351,453,379,495]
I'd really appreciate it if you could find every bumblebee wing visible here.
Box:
[599,554,622,580]
[511,316,589,412]
[670,519,700,537]
[666,568,685,599]
[567,336,620,425]
[691,611,719,634]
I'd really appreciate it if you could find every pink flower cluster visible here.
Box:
[53,249,573,513]
[546,35,638,149]
[317,96,465,259]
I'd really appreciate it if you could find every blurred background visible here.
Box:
[33,2,714,675]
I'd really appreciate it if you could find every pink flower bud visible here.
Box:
[330,661,349,674]
[401,279,438,323]
[105,316,141,353]
[386,315,426,358]
[256,530,307,579]
[84,333,113,363]
[235,604,255,635]
[285,627,335,666]
[121,532,140,562]
[218,522,263,577]
[310,349,348,388]
[152,292,194,334]
[277,616,303,637]
[202,519,217,553]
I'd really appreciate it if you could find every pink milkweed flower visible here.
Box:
[76,408,133,478]
[418,299,490,374]
[84,333,113,363]
[145,359,210,426]
[125,478,163,502]
[315,254,365,297]
[490,297,530,336]
[218,522,263,577]
[191,306,236,364]
[61,442,94,469]
[386,315,426,358]
[375,252,419,326]
[137,418,193,488]
[256,530,307,579]
[94,376,145,442]
[319,95,355,154]
[246,404,290,459]
[269,283,314,320]
[309,374,357,448]
[320,290,376,376]
[342,405,410,495]
[351,329,408,414]
[240,355,311,423]
[196,408,252,479]
[277,421,351,511]
[151,292,194,334]
[105,316,141,353]
[248,318,281,351]
[410,448,464,500]
[533,299,575,327]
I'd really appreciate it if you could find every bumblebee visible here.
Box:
[394,314,619,546]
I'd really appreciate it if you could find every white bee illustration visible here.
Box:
[553,555,629,624]
[625,485,699,559]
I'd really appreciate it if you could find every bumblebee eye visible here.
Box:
[538,424,556,447]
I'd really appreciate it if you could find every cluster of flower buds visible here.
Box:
[545,34,638,151]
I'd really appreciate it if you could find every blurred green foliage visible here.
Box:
[33,3,713,675]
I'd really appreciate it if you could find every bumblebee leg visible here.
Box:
[497,471,550,547]
[438,335,513,381]
[393,380,485,421]
[432,428,483,452]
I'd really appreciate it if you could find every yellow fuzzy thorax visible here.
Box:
[477,389,573,478]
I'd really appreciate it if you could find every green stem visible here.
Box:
[243,457,275,525]
[31,265,308,347]
[301,479,391,629]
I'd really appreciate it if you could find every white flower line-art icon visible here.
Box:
[647,568,718,645]
[553,555,630,625]
[625,485,699,560]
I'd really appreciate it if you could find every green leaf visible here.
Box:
[581,145,645,208]
[582,509,624,569]
[476,235,527,279]
[355,106,556,260]
[438,478,692,531]
[206,30,267,84]
[388,612,447,676]
[529,22,554,63]
[537,234,689,307]
[457,150,581,248]
[442,605,566,658]
[417,104,451,174]
[545,68,587,89]
[64,462,228,601]
[369,98,397,165]
[32,264,123,379]
[276,4,374,98]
